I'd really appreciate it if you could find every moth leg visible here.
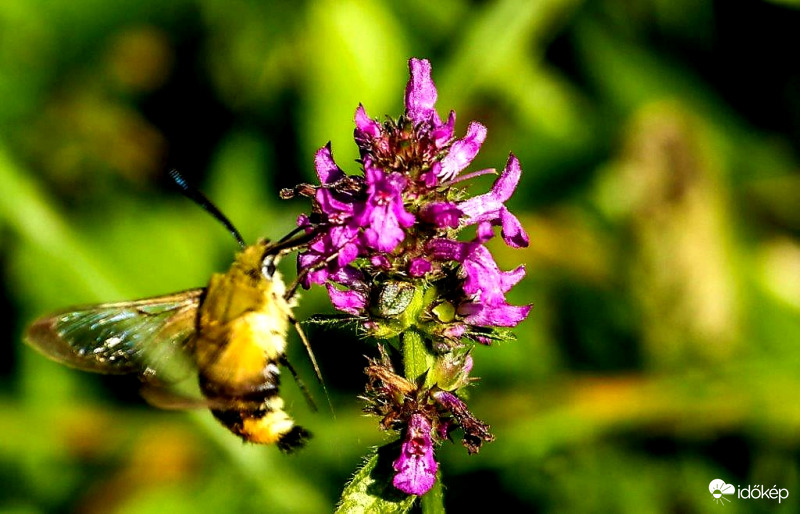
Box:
[278,354,318,412]
[290,315,323,383]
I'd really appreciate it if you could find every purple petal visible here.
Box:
[443,323,466,340]
[458,153,523,224]
[461,245,511,304]
[361,208,405,252]
[370,254,391,269]
[337,241,360,267]
[404,58,440,125]
[492,153,522,203]
[420,164,440,188]
[296,223,362,288]
[459,301,532,328]
[426,238,471,262]
[457,154,529,248]
[357,167,415,252]
[296,213,311,229]
[354,104,382,139]
[458,189,502,226]
[392,413,438,496]
[314,145,359,219]
[298,252,329,287]
[328,265,365,287]
[432,110,456,148]
[438,122,487,181]
[420,202,463,228]
[326,284,367,314]
[409,258,431,277]
[499,264,526,292]
[475,221,494,243]
[314,143,343,184]
[499,207,529,248]
[316,188,355,219]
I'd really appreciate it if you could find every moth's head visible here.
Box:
[260,249,279,280]
[232,240,281,281]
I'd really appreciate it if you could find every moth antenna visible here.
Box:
[169,169,246,249]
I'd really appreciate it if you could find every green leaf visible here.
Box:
[419,469,445,514]
[336,443,417,514]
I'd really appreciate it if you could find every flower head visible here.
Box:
[284,58,531,498]
[392,413,438,495]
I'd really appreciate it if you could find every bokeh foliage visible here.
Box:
[2,0,800,512]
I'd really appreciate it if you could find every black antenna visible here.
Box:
[169,169,247,249]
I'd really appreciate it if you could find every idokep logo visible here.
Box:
[709,479,735,505]
[738,484,790,504]
[709,478,790,506]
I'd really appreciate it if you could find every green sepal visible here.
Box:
[369,281,426,340]
[335,442,417,514]
[402,329,435,384]
[430,301,455,323]
[374,281,417,317]
[302,314,364,332]
[428,348,472,391]
[464,327,517,345]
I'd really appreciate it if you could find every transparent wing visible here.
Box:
[25,289,204,383]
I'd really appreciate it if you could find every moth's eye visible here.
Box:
[261,256,277,279]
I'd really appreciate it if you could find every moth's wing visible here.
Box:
[140,383,265,411]
[25,289,204,384]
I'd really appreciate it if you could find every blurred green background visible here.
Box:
[2,0,800,512]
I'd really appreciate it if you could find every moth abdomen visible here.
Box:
[210,403,310,452]
[200,364,309,451]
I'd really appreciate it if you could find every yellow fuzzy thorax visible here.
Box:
[194,240,293,387]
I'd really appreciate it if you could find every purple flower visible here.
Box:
[326,283,368,315]
[458,301,532,328]
[438,122,487,182]
[409,258,432,277]
[355,163,415,252]
[314,144,356,222]
[298,224,360,287]
[324,267,368,314]
[461,245,526,305]
[419,202,463,228]
[432,111,456,148]
[405,58,440,125]
[427,239,524,305]
[458,154,530,248]
[289,59,530,487]
[354,103,382,140]
[475,221,494,243]
[432,391,495,454]
[427,238,530,328]
[392,413,438,495]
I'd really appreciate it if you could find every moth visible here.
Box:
[25,171,321,452]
